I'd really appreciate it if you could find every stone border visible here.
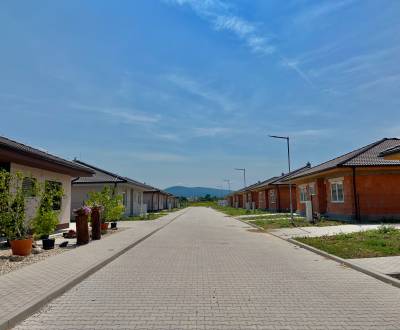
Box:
[231,213,400,289]
[1,210,187,330]
[287,237,400,289]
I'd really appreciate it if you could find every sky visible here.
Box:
[1,0,400,191]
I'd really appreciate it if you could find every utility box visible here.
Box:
[305,201,313,222]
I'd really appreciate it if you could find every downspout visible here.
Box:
[352,167,360,223]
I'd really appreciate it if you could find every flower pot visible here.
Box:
[10,238,33,256]
[75,214,90,245]
[101,223,109,231]
[91,207,101,240]
[111,222,117,229]
[42,238,55,250]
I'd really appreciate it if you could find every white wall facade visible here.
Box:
[71,183,145,219]
[10,162,73,228]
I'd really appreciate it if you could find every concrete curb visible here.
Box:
[287,237,400,289]
[2,209,188,330]
[230,213,400,289]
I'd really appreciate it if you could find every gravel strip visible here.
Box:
[0,228,123,277]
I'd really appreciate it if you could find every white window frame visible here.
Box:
[330,180,344,203]
[269,190,276,204]
[299,185,308,203]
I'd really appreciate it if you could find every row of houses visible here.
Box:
[0,136,178,230]
[227,138,400,222]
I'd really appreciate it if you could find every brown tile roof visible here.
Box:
[229,163,311,195]
[290,138,400,180]
[0,135,94,175]
[379,145,400,157]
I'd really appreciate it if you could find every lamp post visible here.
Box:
[234,168,247,188]
[223,179,231,193]
[269,135,294,224]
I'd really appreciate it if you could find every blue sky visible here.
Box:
[1,0,400,190]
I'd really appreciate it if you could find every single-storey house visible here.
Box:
[289,138,400,222]
[71,160,150,218]
[248,163,311,212]
[143,188,178,211]
[0,136,94,229]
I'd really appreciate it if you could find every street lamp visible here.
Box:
[234,168,247,188]
[269,135,294,224]
[223,179,231,192]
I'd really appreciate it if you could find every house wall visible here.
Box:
[251,191,259,209]
[71,183,145,219]
[258,190,267,209]
[11,162,72,229]
[274,186,297,212]
[295,168,400,222]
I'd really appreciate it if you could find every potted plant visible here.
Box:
[0,170,32,256]
[107,195,125,229]
[86,186,124,231]
[32,182,63,250]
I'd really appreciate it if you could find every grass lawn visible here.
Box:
[296,226,400,259]
[249,215,343,231]
[190,201,269,216]
[122,208,182,221]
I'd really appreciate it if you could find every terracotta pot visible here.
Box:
[10,238,33,256]
[101,223,109,231]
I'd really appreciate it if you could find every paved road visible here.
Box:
[15,207,400,329]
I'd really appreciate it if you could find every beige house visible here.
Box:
[143,189,178,212]
[0,136,94,229]
[71,161,151,218]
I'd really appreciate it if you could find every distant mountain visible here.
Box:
[165,186,230,198]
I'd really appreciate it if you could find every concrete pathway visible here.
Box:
[350,256,400,276]
[270,223,400,239]
[14,207,400,330]
[0,209,187,330]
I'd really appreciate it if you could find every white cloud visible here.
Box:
[165,0,275,56]
[165,73,235,112]
[134,152,188,162]
[294,0,357,25]
[71,103,160,124]
[193,126,232,137]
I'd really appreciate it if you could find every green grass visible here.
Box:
[249,216,343,231]
[296,226,400,259]
[122,208,182,221]
[190,201,269,216]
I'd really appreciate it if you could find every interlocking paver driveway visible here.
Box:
[15,207,400,329]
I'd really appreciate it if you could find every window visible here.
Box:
[269,190,276,203]
[121,192,127,207]
[331,182,344,202]
[299,186,308,202]
[308,183,316,196]
[45,181,62,210]
[22,177,37,197]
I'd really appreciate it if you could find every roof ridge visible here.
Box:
[74,160,127,182]
[0,135,93,173]
[339,138,388,166]
[270,163,311,183]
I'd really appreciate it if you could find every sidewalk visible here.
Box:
[270,223,400,239]
[350,256,400,276]
[0,209,187,330]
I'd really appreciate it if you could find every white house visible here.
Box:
[71,160,151,218]
[0,136,94,229]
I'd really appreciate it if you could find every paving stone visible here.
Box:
[14,207,400,329]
